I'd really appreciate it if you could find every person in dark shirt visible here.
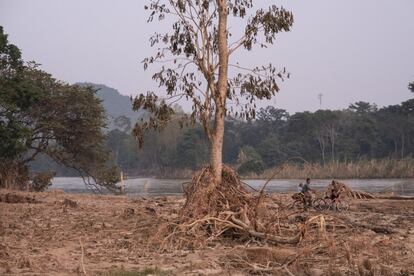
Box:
[302,178,315,206]
[326,180,344,202]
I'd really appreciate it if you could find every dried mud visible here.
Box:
[0,189,413,275]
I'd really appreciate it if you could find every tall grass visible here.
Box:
[242,158,414,179]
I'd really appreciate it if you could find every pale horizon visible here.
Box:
[1,0,413,113]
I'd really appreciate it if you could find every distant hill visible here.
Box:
[76,83,145,131]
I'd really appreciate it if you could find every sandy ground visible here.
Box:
[0,189,413,275]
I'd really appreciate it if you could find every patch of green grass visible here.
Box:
[105,267,171,276]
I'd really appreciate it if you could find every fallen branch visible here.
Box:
[284,266,296,276]
[183,216,244,231]
[230,216,302,244]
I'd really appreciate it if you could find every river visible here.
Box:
[51,178,414,196]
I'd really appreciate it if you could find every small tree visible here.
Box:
[0,26,119,192]
[134,0,293,186]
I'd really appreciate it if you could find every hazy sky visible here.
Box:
[1,0,413,113]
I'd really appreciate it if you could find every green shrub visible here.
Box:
[238,159,265,175]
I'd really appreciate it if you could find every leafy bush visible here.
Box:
[237,159,265,175]
[96,166,121,193]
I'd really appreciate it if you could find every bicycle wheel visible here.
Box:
[335,200,350,212]
[291,199,304,210]
[313,198,327,211]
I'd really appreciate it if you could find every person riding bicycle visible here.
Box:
[326,180,343,202]
[302,178,315,206]
[291,183,304,202]
[297,183,304,193]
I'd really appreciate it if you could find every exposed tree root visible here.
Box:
[181,165,253,219]
[152,166,304,250]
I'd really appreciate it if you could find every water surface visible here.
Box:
[51,177,414,196]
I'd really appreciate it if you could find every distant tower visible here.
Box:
[318,93,323,109]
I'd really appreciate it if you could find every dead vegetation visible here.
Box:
[0,188,413,275]
[330,181,375,200]
[154,167,375,252]
[0,192,39,204]
[153,166,303,252]
[146,166,414,275]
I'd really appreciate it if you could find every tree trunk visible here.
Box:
[329,126,336,163]
[317,136,326,166]
[211,0,229,185]
[211,111,225,184]
[0,162,24,190]
[393,139,398,157]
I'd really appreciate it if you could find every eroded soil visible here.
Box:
[0,190,413,275]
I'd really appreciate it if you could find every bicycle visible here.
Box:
[290,193,325,210]
[312,196,350,212]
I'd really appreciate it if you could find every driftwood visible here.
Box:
[348,190,375,200]
[326,181,376,199]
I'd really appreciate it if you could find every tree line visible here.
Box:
[106,96,414,177]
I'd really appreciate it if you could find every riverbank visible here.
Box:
[139,159,414,180]
[245,159,414,179]
[1,189,413,275]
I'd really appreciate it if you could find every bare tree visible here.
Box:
[133,0,293,185]
[316,131,327,166]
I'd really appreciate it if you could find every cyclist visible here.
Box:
[291,183,304,201]
[291,183,305,204]
[302,178,315,206]
[323,180,350,211]
[326,180,343,202]
[297,183,304,193]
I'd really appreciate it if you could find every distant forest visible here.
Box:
[105,99,414,176]
[31,85,414,177]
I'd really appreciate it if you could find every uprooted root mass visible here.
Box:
[152,166,303,250]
